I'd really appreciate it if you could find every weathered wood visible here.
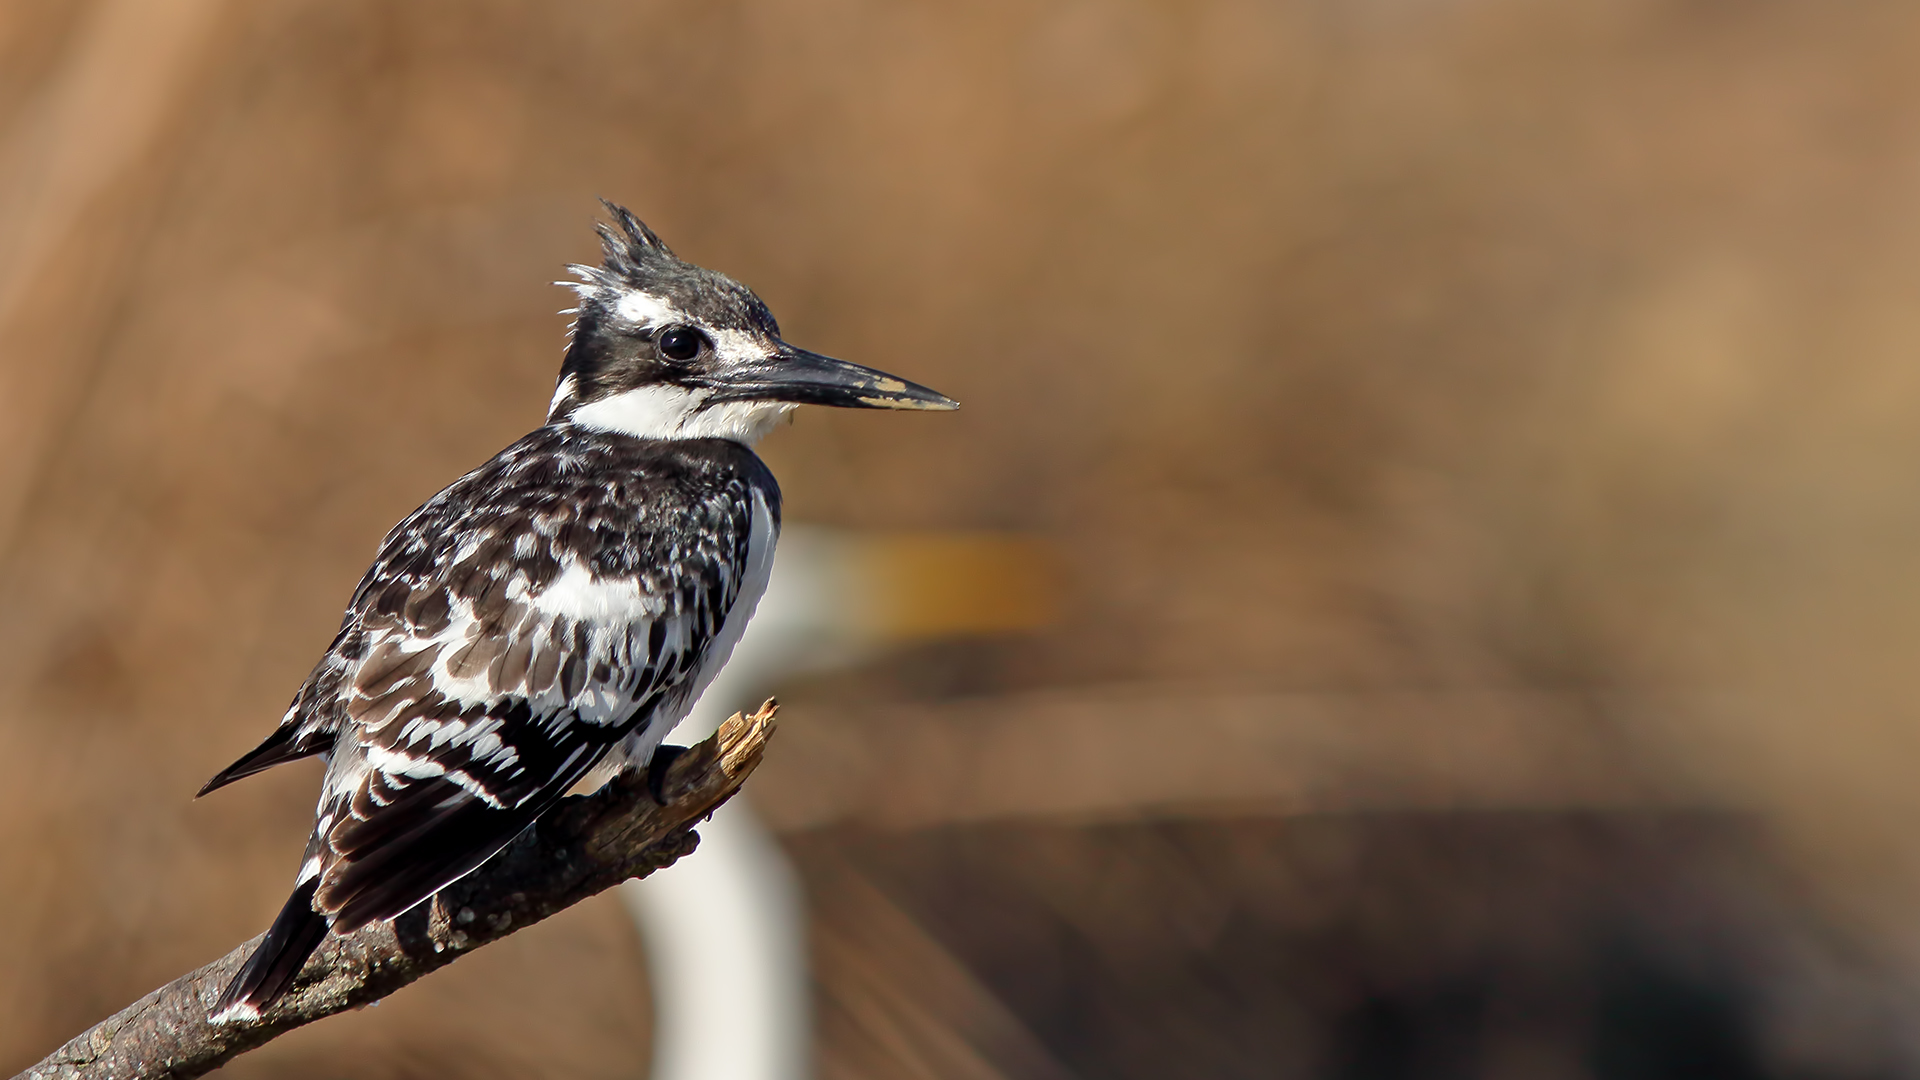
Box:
[15,701,779,1080]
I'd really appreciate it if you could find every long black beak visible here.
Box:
[705,345,958,411]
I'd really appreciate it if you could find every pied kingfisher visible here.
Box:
[201,202,955,1019]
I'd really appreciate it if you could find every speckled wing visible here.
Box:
[298,432,773,931]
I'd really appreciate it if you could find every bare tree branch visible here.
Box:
[14,701,780,1080]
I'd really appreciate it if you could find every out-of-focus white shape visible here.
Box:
[622,528,878,1080]
[622,797,810,1080]
[623,526,1056,1080]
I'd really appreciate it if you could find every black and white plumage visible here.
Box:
[201,203,954,1021]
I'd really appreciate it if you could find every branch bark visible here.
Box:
[14,700,780,1080]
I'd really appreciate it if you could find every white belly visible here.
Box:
[580,489,779,786]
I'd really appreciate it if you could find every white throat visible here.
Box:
[565,384,794,445]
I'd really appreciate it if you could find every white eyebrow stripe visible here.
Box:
[614,289,680,327]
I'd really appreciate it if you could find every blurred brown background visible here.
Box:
[5,0,1920,1076]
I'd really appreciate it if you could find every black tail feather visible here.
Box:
[212,879,330,1020]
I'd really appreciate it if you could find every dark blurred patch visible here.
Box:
[796,813,1897,1080]
[1590,938,1765,1080]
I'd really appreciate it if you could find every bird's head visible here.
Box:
[548,202,956,444]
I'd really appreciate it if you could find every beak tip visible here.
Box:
[907,393,959,412]
[855,387,959,411]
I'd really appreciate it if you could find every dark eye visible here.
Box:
[656,325,703,362]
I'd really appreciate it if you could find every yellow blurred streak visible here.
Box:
[857,534,1059,640]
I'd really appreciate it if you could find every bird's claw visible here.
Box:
[646,744,690,805]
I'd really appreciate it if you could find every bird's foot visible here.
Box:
[646,744,690,805]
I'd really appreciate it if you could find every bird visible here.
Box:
[198,202,956,1021]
